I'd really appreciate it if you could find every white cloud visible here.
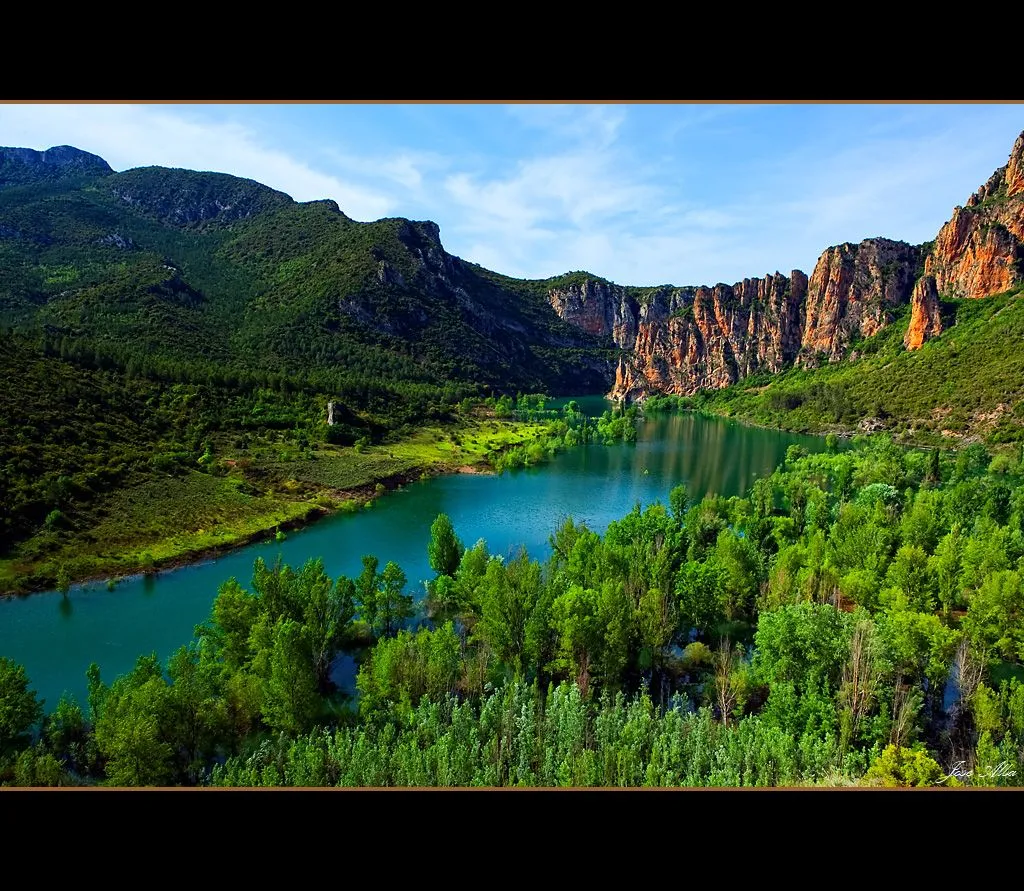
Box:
[504,104,627,149]
[763,117,1024,257]
[0,103,397,220]
[319,146,449,195]
[1,103,1019,290]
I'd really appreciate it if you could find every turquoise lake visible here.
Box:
[0,402,828,710]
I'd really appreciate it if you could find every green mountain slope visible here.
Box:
[0,149,617,403]
[0,145,626,591]
[691,285,1024,446]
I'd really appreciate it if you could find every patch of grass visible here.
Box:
[2,470,317,594]
[264,450,420,491]
[0,413,562,596]
[695,287,1024,446]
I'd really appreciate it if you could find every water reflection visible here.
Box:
[0,410,827,710]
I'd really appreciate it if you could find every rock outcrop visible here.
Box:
[550,240,917,400]
[798,239,920,364]
[904,275,943,350]
[1005,131,1024,199]
[551,129,1024,394]
[921,131,1024,304]
[0,145,112,186]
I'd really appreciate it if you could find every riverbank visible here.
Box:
[643,393,1001,453]
[0,413,557,598]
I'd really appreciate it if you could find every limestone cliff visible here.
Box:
[904,275,943,350]
[921,132,1024,301]
[549,240,914,401]
[551,129,1024,395]
[798,239,920,364]
[902,131,1024,347]
[1007,131,1024,198]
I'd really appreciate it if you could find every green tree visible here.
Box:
[884,544,936,613]
[752,603,852,696]
[962,570,1024,662]
[551,584,603,697]
[477,549,545,678]
[929,526,964,615]
[713,528,763,620]
[377,561,413,639]
[165,643,230,784]
[669,484,689,525]
[294,558,355,690]
[209,577,260,670]
[0,657,44,751]
[44,693,86,765]
[428,513,464,579]
[355,555,380,632]
[864,744,947,787]
[92,654,175,786]
[675,560,725,635]
[263,619,319,735]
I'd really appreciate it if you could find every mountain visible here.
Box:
[4,131,1024,592]
[0,145,112,186]
[0,150,623,590]
[4,131,1022,417]
[0,149,616,407]
[905,130,1024,349]
[549,130,1024,402]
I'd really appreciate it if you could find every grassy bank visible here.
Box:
[0,413,558,597]
[672,287,1024,450]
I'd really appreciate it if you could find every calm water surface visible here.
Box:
[0,403,827,709]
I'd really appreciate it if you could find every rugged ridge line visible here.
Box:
[550,238,919,401]
[550,129,1024,400]
[903,131,1024,348]
[0,145,113,186]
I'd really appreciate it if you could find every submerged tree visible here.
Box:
[428,513,464,579]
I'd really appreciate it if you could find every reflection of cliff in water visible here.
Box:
[0,409,829,713]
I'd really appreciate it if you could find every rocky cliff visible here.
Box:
[551,129,1024,398]
[0,145,112,186]
[905,131,1024,345]
[926,135,1024,297]
[550,239,917,400]
[903,275,943,350]
[799,239,920,364]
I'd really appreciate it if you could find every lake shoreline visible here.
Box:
[3,398,905,601]
[0,455,502,601]
[0,404,837,714]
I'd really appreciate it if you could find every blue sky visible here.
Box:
[2,102,1021,287]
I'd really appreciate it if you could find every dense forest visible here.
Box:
[5,138,1024,789]
[0,150,622,593]
[4,433,1023,787]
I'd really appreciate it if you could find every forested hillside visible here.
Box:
[5,437,1024,787]
[0,147,621,592]
[690,283,1024,445]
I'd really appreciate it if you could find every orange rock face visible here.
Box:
[1007,132,1024,198]
[551,129,1024,382]
[921,130,1024,304]
[549,240,918,401]
[924,204,1022,300]
[800,239,921,363]
[551,270,810,401]
[904,275,943,350]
